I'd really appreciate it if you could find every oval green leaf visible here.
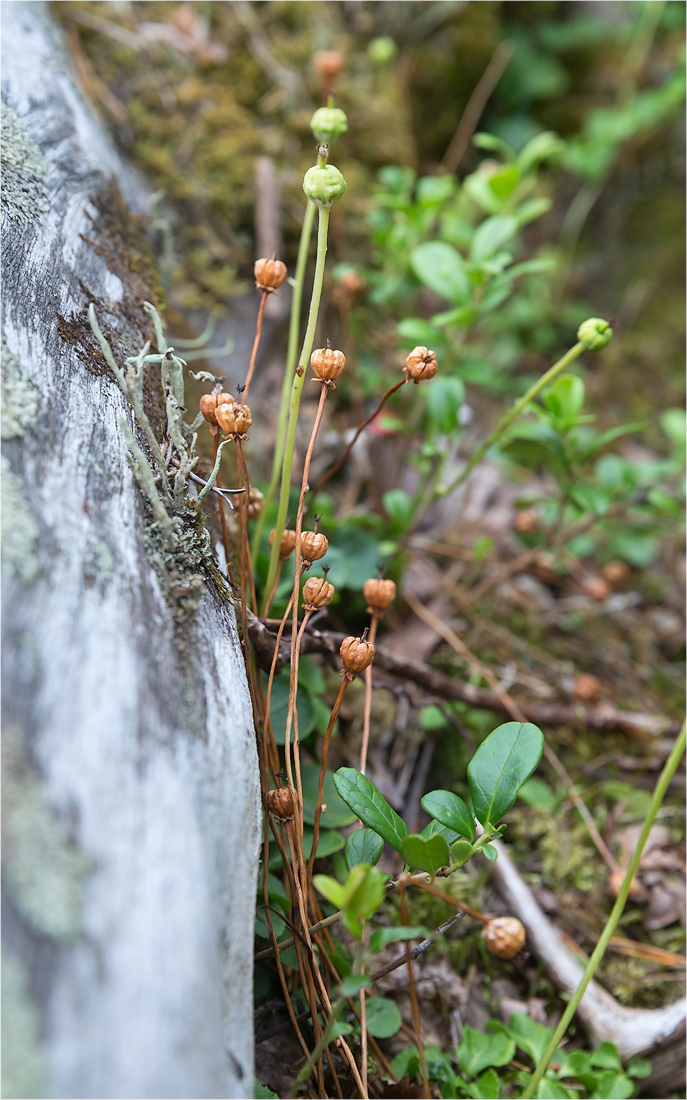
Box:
[401,833,450,875]
[345,828,384,870]
[363,997,403,1038]
[369,925,429,954]
[410,241,470,304]
[467,722,545,828]
[333,768,408,853]
[421,789,475,841]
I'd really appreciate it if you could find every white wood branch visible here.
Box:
[1,4,261,1098]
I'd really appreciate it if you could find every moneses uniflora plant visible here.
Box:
[87,89,652,1100]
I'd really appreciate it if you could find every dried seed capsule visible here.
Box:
[310,347,346,384]
[403,346,438,384]
[246,488,264,519]
[583,576,610,602]
[340,635,376,675]
[514,510,539,536]
[313,50,344,79]
[310,106,348,144]
[303,163,347,208]
[266,787,295,820]
[303,576,335,610]
[572,673,601,704]
[254,257,288,292]
[199,391,232,426]
[269,528,297,559]
[577,317,613,351]
[609,869,642,900]
[602,560,630,587]
[216,401,252,438]
[482,917,526,959]
[300,531,328,562]
[363,577,396,614]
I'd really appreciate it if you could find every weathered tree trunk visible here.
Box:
[1,4,261,1097]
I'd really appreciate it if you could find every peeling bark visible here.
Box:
[1,4,260,1098]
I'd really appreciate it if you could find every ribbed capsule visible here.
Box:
[363,577,396,614]
[199,391,232,426]
[482,917,526,959]
[300,531,328,562]
[302,576,335,609]
[340,635,376,675]
[254,257,287,292]
[403,346,438,384]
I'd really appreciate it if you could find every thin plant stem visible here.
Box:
[263,202,331,612]
[441,340,586,499]
[399,880,430,1100]
[252,200,316,564]
[285,382,330,829]
[213,434,233,582]
[242,289,268,401]
[359,615,379,776]
[359,931,368,1099]
[522,719,686,1100]
[235,440,259,613]
[262,558,283,619]
[408,877,489,923]
[307,678,349,882]
[310,377,407,503]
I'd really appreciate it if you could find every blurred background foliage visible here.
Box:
[56,0,685,433]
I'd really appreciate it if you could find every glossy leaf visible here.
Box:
[468,723,544,827]
[421,789,475,840]
[333,768,408,853]
[344,828,384,870]
[456,1024,516,1078]
[363,997,403,1038]
[401,833,450,874]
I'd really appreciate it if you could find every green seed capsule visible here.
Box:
[577,317,613,351]
[310,106,348,144]
[303,163,347,208]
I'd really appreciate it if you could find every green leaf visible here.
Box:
[397,317,443,346]
[339,974,371,997]
[333,768,408,853]
[421,789,475,840]
[450,839,474,867]
[481,843,498,861]
[626,1058,651,1080]
[544,374,585,420]
[517,131,563,175]
[369,925,429,953]
[254,1077,279,1098]
[488,163,521,202]
[517,778,560,810]
[419,818,460,845]
[473,132,516,160]
[419,704,446,731]
[301,825,345,860]
[592,1071,634,1099]
[401,833,450,874]
[466,1068,501,1099]
[313,874,346,911]
[342,864,386,938]
[456,1024,516,1078]
[535,1076,574,1099]
[661,407,686,453]
[363,996,403,1038]
[589,1042,622,1072]
[557,1049,591,1077]
[382,487,414,530]
[390,1047,420,1081]
[426,377,465,435]
[410,241,470,304]
[301,765,356,828]
[468,722,545,827]
[506,1012,554,1065]
[471,216,518,263]
[345,828,384,870]
[568,485,610,516]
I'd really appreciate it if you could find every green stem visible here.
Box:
[440,341,586,499]
[251,200,317,564]
[262,203,331,613]
[522,719,686,1100]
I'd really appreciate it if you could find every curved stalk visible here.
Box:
[262,203,331,612]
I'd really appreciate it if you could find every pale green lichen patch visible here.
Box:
[1,106,49,227]
[1,457,39,584]
[2,724,93,941]
[1,951,47,1099]
[1,341,38,439]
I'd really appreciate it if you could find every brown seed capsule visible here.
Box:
[215,401,253,437]
[340,635,376,675]
[266,786,295,819]
[313,49,344,79]
[514,510,539,536]
[199,391,232,426]
[609,869,643,900]
[602,560,631,587]
[403,346,438,384]
[310,347,346,385]
[254,257,288,293]
[301,531,328,562]
[269,528,297,559]
[303,576,335,609]
[246,488,264,519]
[363,577,396,614]
[583,576,610,602]
[482,917,526,959]
[573,673,601,704]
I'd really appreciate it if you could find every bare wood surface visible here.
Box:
[1,5,260,1097]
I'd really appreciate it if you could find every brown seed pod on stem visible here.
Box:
[482,916,526,959]
[199,391,232,426]
[300,530,328,563]
[265,786,295,820]
[363,577,396,616]
[216,401,252,438]
[254,257,288,292]
[403,346,438,384]
[340,634,376,677]
[302,576,335,610]
[310,344,346,387]
[269,527,297,559]
[246,487,264,519]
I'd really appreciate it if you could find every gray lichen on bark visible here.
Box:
[1,4,261,1098]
